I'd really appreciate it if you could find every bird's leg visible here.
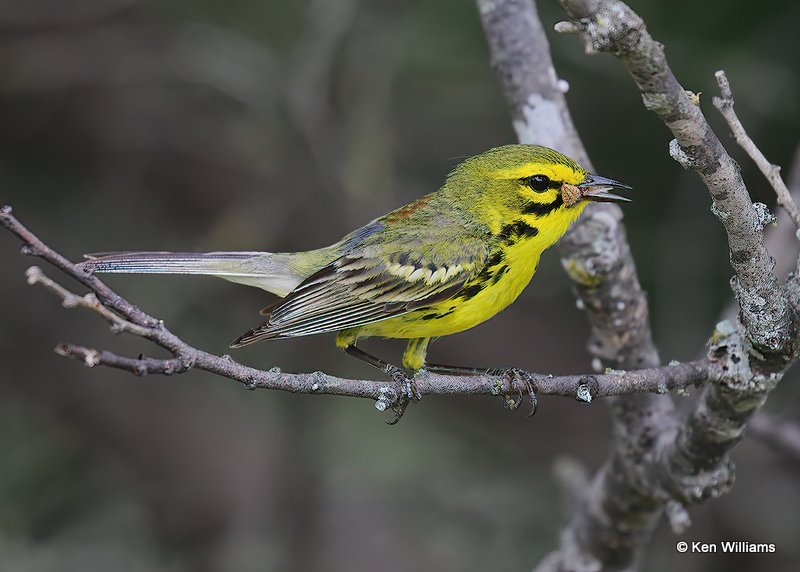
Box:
[424,363,538,416]
[343,344,419,424]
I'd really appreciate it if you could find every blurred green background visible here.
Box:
[1,0,798,570]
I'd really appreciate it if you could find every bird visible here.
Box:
[81,144,630,418]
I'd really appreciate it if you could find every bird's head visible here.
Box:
[455,144,631,223]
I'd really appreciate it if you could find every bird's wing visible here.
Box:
[231,224,490,345]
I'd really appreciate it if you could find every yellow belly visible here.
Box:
[360,238,543,340]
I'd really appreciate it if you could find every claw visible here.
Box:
[384,365,419,425]
[493,367,538,416]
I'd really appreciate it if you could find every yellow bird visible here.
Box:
[82,144,630,411]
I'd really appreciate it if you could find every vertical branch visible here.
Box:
[475,0,661,371]
[535,0,800,570]
[476,0,589,167]
[476,2,674,570]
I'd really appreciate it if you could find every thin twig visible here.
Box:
[55,344,188,375]
[765,145,800,280]
[25,266,151,337]
[0,206,158,328]
[713,70,800,229]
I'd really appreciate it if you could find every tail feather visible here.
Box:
[80,251,303,296]
[82,251,262,274]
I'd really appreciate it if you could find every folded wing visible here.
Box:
[231,230,489,346]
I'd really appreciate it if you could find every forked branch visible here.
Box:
[557,0,791,360]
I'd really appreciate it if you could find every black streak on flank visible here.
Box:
[522,195,563,217]
[421,309,456,320]
[484,250,505,268]
[476,251,507,282]
[497,220,539,245]
[456,282,486,301]
[491,265,509,284]
[456,222,537,301]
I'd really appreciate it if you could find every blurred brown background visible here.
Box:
[1,0,799,570]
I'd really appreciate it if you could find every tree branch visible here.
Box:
[25,265,152,337]
[523,0,800,570]
[1,206,158,329]
[476,3,674,570]
[765,145,800,280]
[55,343,189,376]
[554,0,795,501]
[557,0,792,362]
[477,0,661,371]
[1,205,717,414]
[712,70,800,229]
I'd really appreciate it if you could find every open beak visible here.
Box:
[578,173,632,203]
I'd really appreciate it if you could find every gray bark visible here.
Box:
[478,1,800,570]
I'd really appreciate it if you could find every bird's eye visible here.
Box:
[524,174,551,193]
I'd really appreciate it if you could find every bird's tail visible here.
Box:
[80,251,306,297]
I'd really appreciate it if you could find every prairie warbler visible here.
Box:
[82,145,630,415]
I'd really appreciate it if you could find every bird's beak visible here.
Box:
[578,173,632,203]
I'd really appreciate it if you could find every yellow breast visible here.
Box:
[362,235,542,339]
[359,205,585,340]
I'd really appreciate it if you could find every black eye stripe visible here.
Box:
[521,174,562,192]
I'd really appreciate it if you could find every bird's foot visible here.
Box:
[492,367,538,416]
[385,365,420,425]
